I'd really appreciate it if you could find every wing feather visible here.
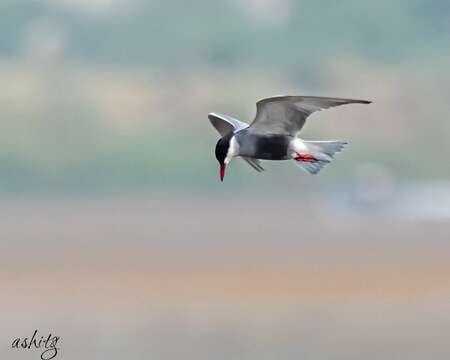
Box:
[208,112,249,136]
[248,96,371,136]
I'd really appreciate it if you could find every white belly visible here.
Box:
[289,138,309,157]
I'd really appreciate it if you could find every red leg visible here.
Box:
[295,152,317,162]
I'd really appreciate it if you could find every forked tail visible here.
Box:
[294,140,347,175]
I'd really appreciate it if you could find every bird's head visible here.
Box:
[215,133,235,182]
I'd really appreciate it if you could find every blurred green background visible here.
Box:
[1,0,449,195]
[2,1,450,359]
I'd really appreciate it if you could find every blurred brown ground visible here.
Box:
[2,198,450,359]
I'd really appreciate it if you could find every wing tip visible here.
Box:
[337,98,372,105]
[208,112,219,120]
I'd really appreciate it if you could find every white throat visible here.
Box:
[225,136,239,164]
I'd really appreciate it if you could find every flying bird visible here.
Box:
[209,96,371,181]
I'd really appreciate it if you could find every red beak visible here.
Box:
[219,163,226,182]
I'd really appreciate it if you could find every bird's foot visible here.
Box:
[295,152,317,162]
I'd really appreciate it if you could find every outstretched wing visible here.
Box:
[248,96,371,136]
[208,112,249,136]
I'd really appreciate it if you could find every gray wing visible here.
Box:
[208,112,249,136]
[241,157,264,172]
[248,96,371,136]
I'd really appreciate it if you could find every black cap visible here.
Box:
[215,133,233,164]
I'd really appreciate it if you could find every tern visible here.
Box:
[209,95,371,181]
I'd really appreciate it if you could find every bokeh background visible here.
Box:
[2,1,450,359]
